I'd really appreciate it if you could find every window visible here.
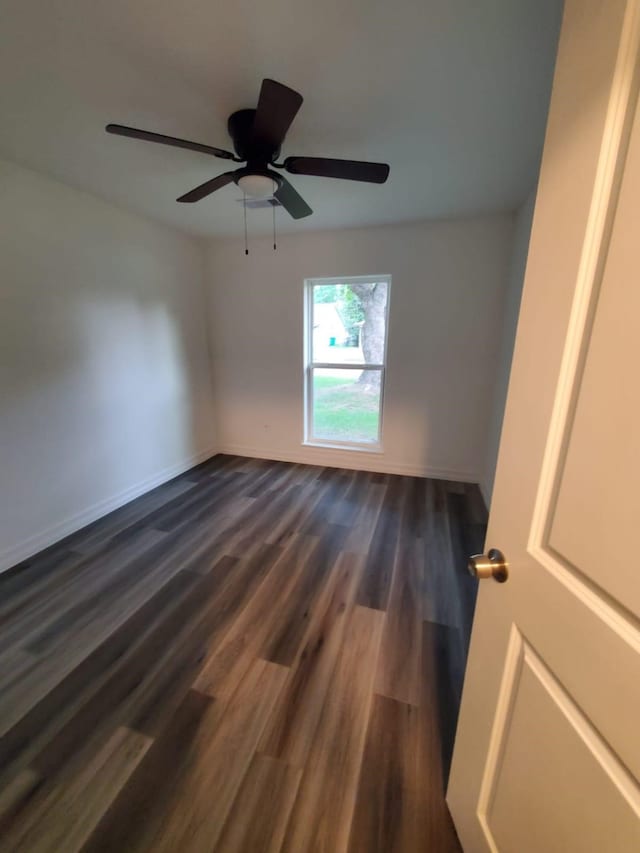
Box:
[304,276,391,450]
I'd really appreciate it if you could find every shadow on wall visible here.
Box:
[0,158,214,569]
[481,188,537,504]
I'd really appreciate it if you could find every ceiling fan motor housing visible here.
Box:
[227,109,281,164]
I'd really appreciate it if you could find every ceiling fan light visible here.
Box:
[237,173,278,199]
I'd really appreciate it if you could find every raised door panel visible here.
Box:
[549,91,640,619]
[484,634,640,852]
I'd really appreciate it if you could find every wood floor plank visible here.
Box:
[351,623,461,853]
[0,769,41,835]
[126,546,284,739]
[69,477,198,555]
[1,726,152,853]
[24,529,169,655]
[245,459,296,498]
[0,529,175,736]
[405,475,427,541]
[193,470,306,564]
[0,568,200,784]
[215,754,302,853]
[260,523,349,666]
[193,534,319,703]
[226,482,308,559]
[299,468,353,536]
[124,546,276,729]
[263,476,327,547]
[0,549,85,624]
[375,538,424,706]
[85,661,288,852]
[419,623,463,850]
[374,474,425,705]
[115,466,246,537]
[0,528,165,654]
[446,490,482,650]
[342,479,386,555]
[81,688,215,853]
[0,454,485,851]
[422,619,467,788]
[134,659,288,853]
[422,480,460,628]
[258,551,364,767]
[28,558,240,778]
[281,604,385,853]
[348,694,424,852]
[355,475,404,610]
[0,648,38,695]
[127,460,273,549]
[149,475,249,534]
[326,469,366,526]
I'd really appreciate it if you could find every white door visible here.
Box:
[448,1,640,850]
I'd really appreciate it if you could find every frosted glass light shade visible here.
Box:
[237,174,277,199]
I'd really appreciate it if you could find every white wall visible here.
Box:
[0,159,216,571]
[205,215,514,480]
[480,189,536,504]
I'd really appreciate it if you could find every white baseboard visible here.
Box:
[2,442,480,575]
[0,445,218,574]
[218,442,480,483]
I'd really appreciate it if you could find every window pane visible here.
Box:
[312,367,382,444]
[312,282,388,365]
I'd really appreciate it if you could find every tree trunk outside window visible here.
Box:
[349,282,387,389]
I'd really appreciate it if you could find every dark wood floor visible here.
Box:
[0,455,485,852]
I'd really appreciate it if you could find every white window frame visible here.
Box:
[303,275,391,452]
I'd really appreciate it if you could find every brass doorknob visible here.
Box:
[468,548,508,583]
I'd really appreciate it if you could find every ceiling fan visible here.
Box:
[106,79,390,220]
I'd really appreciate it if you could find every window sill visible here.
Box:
[302,440,383,455]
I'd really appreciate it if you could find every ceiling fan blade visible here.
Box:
[284,156,389,184]
[274,175,312,219]
[250,79,303,150]
[176,172,236,203]
[106,124,235,161]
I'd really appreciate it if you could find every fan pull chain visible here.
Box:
[272,200,277,251]
[243,190,249,255]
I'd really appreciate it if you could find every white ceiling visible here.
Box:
[0,0,563,237]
